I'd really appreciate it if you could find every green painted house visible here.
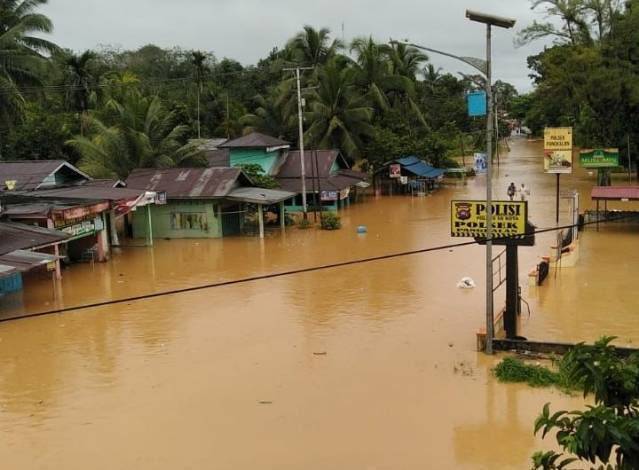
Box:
[205,133,368,213]
[126,167,295,239]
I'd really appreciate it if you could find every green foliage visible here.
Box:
[238,163,279,189]
[494,357,564,388]
[528,337,639,470]
[298,218,313,230]
[320,212,341,230]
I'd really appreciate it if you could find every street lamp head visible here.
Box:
[465,10,516,29]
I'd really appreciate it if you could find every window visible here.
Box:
[170,212,208,231]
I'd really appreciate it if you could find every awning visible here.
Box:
[225,187,296,205]
[383,156,446,179]
[591,186,639,201]
[0,250,61,272]
[0,264,17,279]
[0,221,69,256]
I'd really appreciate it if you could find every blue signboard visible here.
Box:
[467,91,487,117]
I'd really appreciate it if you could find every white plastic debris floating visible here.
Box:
[457,277,476,289]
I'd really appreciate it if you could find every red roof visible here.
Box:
[591,186,639,201]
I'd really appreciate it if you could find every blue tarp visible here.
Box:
[395,156,446,179]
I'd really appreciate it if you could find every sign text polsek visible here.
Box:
[451,200,527,238]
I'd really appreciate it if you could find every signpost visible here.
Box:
[450,199,533,341]
[451,200,528,238]
[580,149,619,186]
[544,127,573,223]
[579,148,619,168]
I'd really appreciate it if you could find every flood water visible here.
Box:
[0,138,637,469]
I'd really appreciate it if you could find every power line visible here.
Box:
[0,212,635,324]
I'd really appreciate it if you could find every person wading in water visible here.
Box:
[507,182,516,201]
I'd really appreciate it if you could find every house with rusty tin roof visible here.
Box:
[126,167,294,239]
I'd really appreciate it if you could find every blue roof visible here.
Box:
[394,156,445,179]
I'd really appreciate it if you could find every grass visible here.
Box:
[493,356,579,392]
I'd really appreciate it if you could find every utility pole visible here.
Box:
[467,10,516,355]
[284,66,313,219]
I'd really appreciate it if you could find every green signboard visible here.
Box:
[579,148,619,168]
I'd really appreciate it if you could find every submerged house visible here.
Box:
[208,132,368,212]
[126,167,295,239]
[374,156,446,196]
[276,150,368,211]
[0,160,156,266]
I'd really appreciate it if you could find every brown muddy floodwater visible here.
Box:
[1,138,638,469]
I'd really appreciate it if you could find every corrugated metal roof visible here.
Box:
[277,150,345,178]
[219,132,289,149]
[126,167,250,199]
[591,186,639,200]
[29,185,147,202]
[206,149,231,167]
[191,138,228,151]
[0,250,60,272]
[226,187,296,205]
[0,222,69,256]
[277,170,367,193]
[82,179,125,188]
[0,160,90,191]
[379,156,446,179]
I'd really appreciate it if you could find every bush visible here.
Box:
[298,218,313,230]
[320,212,341,230]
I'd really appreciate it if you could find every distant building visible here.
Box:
[374,156,446,196]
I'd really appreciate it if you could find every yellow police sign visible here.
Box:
[451,200,528,238]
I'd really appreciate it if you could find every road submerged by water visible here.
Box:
[0,138,637,469]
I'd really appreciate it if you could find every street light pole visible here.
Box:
[484,23,495,354]
[466,10,516,355]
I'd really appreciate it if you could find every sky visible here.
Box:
[41,0,554,92]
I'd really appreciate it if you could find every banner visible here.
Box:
[544,127,573,174]
[389,164,401,178]
[579,148,619,168]
[473,153,487,174]
[451,200,528,238]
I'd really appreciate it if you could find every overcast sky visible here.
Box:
[42,0,553,91]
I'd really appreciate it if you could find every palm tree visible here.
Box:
[0,0,58,130]
[64,50,96,135]
[191,50,208,138]
[287,26,343,66]
[240,92,292,140]
[387,42,428,80]
[68,89,205,179]
[304,59,374,160]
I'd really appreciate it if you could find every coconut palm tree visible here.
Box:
[288,26,343,66]
[64,50,96,135]
[304,59,374,160]
[0,0,58,129]
[69,89,205,179]
[240,92,293,140]
[191,50,208,138]
[387,42,428,80]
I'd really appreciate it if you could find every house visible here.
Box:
[374,156,446,196]
[0,160,156,265]
[209,132,368,212]
[276,150,368,212]
[0,221,69,290]
[218,132,290,174]
[126,167,295,239]
[0,160,91,191]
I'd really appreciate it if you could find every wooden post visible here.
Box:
[146,205,154,247]
[505,243,519,339]
[555,174,560,224]
[280,202,286,231]
[258,204,264,239]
